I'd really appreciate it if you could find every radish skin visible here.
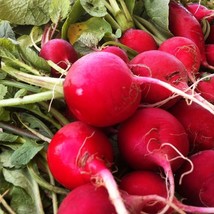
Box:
[117,107,190,213]
[47,121,129,214]
[169,1,214,70]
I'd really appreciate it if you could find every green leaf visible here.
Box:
[0,0,50,26]
[17,26,43,48]
[0,84,7,100]
[67,17,112,46]
[144,0,172,37]
[3,168,45,214]
[0,20,16,40]
[0,38,20,60]
[0,108,10,121]
[49,0,71,24]
[18,45,51,73]
[0,132,18,143]
[9,140,44,167]
[80,0,107,17]
[61,0,86,39]
[16,112,53,138]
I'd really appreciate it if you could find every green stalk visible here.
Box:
[0,80,40,93]
[2,65,64,94]
[134,15,169,42]
[133,17,163,45]
[40,102,70,126]
[105,0,134,31]
[27,162,68,195]
[0,90,63,107]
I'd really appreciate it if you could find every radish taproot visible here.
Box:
[159,36,201,82]
[119,28,158,53]
[117,107,190,210]
[58,183,117,214]
[168,1,213,70]
[39,38,78,77]
[170,99,214,152]
[47,121,129,214]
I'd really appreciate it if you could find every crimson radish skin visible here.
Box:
[99,46,129,63]
[159,36,201,82]
[205,44,214,66]
[129,50,188,108]
[185,3,214,22]
[175,150,214,207]
[196,72,214,103]
[119,28,158,53]
[120,170,171,214]
[58,183,117,214]
[169,1,210,69]
[39,38,78,77]
[47,121,128,214]
[170,99,214,152]
[117,107,189,207]
[63,52,142,127]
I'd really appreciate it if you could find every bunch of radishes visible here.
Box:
[13,1,214,213]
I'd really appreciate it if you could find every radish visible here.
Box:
[185,3,214,22]
[129,50,188,108]
[168,1,213,70]
[196,72,214,103]
[120,170,170,213]
[47,121,129,214]
[170,99,214,152]
[39,38,78,77]
[63,51,142,127]
[159,36,201,82]
[117,107,190,210]
[119,28,158,53]
[205,44,214,66]
[58,183,117,214]
[175,150,214,207]
[99,45,129,63]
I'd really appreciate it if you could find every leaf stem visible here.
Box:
[0,90,63,107]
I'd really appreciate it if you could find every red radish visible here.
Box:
[170,99,214,152]
[119,28,158,53]
[63,52,142,127]
[129,50,188,108]
[120,170,170,213]
[58,183,117,214]
[99,46,129,63]
[63,51,214,127]
[205,44,214,66]
[168,1,213,70]
[117,107,190,209]
[185,3,214,22]
[175,150,214,207]
[196,72,214,103]
[39,38,78,77]
[47,121,128,214]
[159,36,201,82]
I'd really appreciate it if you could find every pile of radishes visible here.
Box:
[37,1,214,214]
